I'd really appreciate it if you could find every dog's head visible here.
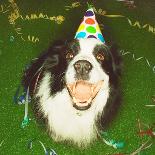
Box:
[43,38,120,111]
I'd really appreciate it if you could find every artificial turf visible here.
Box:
[0,0,155,154]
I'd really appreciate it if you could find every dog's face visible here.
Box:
[65,39,108,110]
[61,38,115,111]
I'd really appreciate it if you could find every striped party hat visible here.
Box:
[74,7,105,43]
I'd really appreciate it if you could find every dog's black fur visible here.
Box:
[23,39,122,129]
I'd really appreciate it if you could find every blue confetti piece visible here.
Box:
[18,95,26,104]
[14,86,31,105]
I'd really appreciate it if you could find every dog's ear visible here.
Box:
[23,40,67,94]
[42,40,67,71]
[110,44,122,77]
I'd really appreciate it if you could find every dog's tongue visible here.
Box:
[67,80,103,104]
[73,81,92,102]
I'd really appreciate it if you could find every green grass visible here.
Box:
[0,0,155,154]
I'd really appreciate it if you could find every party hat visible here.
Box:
[74,7,105,43]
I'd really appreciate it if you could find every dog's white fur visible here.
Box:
[36,39,110,147]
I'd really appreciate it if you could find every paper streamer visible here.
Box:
[21,35,39,43]
[0,4,10,13]
[65,2,81,10]
[120,49,155,74]
[8,0,20,25]
[20,14,65,24]
[27,139,57,155]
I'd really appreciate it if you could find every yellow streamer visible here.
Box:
[126,18,155,34]
[65,2,81,10]
[0,3,11,14]
[8,0,20,25]
[21,35,39,43]
[20,13,65,24]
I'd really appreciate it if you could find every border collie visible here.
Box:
[23,38,122,147]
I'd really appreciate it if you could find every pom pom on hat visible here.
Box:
[74,6,105,43]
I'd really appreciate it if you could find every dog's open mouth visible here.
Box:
[67,80,103,110]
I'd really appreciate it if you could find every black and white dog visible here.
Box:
[23,38,122,147]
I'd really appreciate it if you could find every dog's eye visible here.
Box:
[96,53,104,61]
[66,52,74,59]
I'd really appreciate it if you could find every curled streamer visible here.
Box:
[20,13,65,24]
[127,18,155,34]
[0,4,10,13]
[65,2,81,10]
[21,35,39,43]
[8,0,20,25]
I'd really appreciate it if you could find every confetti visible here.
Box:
[8,0,20,25]
[100,131,125,149]
[65,2,81,10]
[20,35,40,43]
[137,120,155,138]
[14,85,31,105]
[20,13,65,24]
[138,129,155,137]
[0,4,10,14]
[27,139,57,155]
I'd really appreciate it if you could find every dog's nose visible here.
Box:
[74,60,92,75]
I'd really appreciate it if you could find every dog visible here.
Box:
[23,38,122,147]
